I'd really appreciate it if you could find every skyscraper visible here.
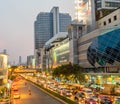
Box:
[50,7,59,36]
[95,0,120,19]
[34,6,71,68]
[34,7,71,50]
[19,56,21,65]
[96,0,120,10]
[34,12,53,50]
[74,0,120,21]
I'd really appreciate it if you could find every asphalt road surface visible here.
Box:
[12,78,65,104]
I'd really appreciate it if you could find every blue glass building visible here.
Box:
[34,7,71,67]
[34,12,53,49]
[87,27,120,67]
[34,7,71,50]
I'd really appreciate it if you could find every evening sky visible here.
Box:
[0,0,74,64]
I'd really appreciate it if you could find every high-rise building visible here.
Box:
[74,0,96,33]
[74,0,120,21]
[34,7,71,50]
[50,7,59,36]
[95,0,120,19]
[34,6,71,68]
[34,12,53,50]
[19,56,21,65]
[96,0,120,10]
[0,52,8,87]
[27,55,35,68]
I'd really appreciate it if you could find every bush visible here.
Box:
[9,75,16,80]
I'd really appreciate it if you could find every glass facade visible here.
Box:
[34,10,71,50]
[105,2,120,8]
[34,13,53,49]
[87,27,120,67]
[59,13,71,32]
[34,7,71,68]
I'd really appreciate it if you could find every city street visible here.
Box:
[12,78,65,104]
[0,0,120,104]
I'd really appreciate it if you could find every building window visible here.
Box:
[104,21,106,26]
[108,18,111,23]
[105,2,110,7]
[114,15,117,21]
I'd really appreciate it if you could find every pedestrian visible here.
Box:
[28,86,31,95]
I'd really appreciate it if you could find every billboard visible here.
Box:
[50,40,69,68]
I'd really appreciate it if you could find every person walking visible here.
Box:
[28,86,31,95]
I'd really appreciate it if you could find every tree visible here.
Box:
[52,63,85,84]
[71,64,85,84]
[8,66,18,79]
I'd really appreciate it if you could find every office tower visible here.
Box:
[95,0,120,19]
[74,0,96,32]
[19,56,21,65]
[96,0,120,10]
[34,12,53,50]
[27,55,35,68]
[3,49,7,54]
[75,0,120,21]
[34,6,71,68]
[34,8,71,49]
[50,7,71,36]
[50,7,59,36]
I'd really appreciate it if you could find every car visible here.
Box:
[63,90,72,97]
[13,92,20,99]
[90,95,99,102]
[74,92,85,102]
[82,89,93,98]
[113,97,120,104]
[12,86,18,91]
[99,96,112,104]
[85,98,97,104]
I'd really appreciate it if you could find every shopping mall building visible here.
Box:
[44,1,120,84]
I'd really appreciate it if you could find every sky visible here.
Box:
[0,0,75,65]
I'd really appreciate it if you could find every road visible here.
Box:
[12,78,65,104]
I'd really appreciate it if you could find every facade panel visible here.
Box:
[49,39,69,68]
[78,26,120,68]
[87,27,120,67]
